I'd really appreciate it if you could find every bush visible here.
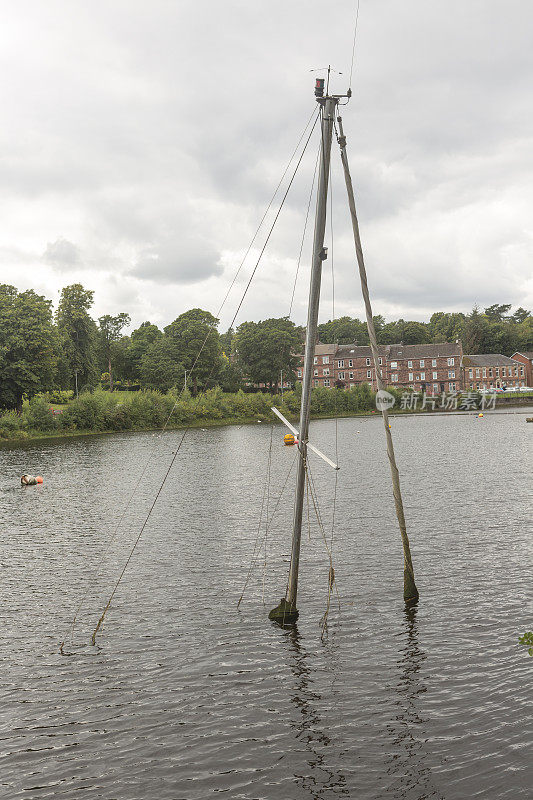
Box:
[25,396,59,431]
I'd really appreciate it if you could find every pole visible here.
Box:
[336,115,419,603]
[269,94,337,623]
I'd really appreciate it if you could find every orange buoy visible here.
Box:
[284,433,295,446]
[36,476,43,484]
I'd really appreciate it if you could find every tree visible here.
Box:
[98,313,131,390]
[318,316,369,345]
[140,337,185,391]
[234,317,302,391]
[0,285,57,412]
[164,308,222,395]
[56,284,98,393]
[428,312,466,343]
[462,306,492,353]
[484,303,512,322]
[512,307,530,325]
[127,322,163,381]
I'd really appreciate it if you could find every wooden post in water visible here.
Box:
[336,115,419,603]
[269,86,337,623]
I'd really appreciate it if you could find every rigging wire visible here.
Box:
[63,107,320,650]
[348,0,361,91]
[288,144,320,318]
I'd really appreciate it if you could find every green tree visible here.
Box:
[484,303,512,322]
[428,312,466,343]
[164,308,221,395]
[55,283,98,393]
[234,317,302,391]
[98,313,131,390]
[318,316,369,345]
[0,285,57,412]
[512,307,530,325]
[462,306,492,353]
[140,337,185,391]
[127,321,163,381]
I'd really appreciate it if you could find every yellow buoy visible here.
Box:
[284,433,295,446]
[478,413,483,418]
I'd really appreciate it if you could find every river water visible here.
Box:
[1,410,531,799]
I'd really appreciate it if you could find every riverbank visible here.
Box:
[1,386,531,445]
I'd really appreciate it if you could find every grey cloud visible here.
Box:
[130,236,222,284]
[43,238,82,269]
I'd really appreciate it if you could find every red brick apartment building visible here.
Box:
[462,354,527,390]
[297,341,463,394]
[510,351,533,387]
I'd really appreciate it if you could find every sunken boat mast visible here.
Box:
[269,77,419,624]
[269,78,347,624]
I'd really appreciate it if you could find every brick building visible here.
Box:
[511,351,533,387]
[298,340,463,394]
[462,354,526,390]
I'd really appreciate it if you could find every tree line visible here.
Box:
[0,281,531,411]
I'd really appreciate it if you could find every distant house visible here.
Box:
[462,354,526,390]
[511,351,533,387]
[298,340,463,394]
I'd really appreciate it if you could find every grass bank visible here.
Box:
[1,386,531,444]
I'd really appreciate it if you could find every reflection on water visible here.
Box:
[285,625,350,798]
[385,604,444,800]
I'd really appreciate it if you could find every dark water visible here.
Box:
[1,410,531,799]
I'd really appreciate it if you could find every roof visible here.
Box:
[463,354,518,367]
[313,342,338,356]
[335,345,387,358]
[511,351,533,360]
[387,342,461,360]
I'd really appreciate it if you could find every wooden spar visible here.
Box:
[336,115,419,603]
[269,91,337,623]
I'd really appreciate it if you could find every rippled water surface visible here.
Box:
[1,410,532,799]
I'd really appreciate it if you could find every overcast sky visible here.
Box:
[1,0,532,333]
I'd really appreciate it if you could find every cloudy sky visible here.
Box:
[1,0,532,333]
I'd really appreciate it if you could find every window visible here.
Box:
[323,368,330,376]
[390,361,397,369]
[391,374,398,382]
[314,380,319,387]
[366,357,371,366]
[482,368,487,377]
[489,368,493,377]
[408,360,413,368]
[297,369,302,377]
[469,369,473,378]
[379,357,383,365]
[366,370,372,378]
[348,359,353,367]
[495,368,500,376]
[408,372,414,381]
[313,369,318,376]
[313,357,317,364]
[448,358,455,366]
[338,371,345,380]
[433,383,439,392]
[449,382,456,391]
[475,369,480,378]
[420,360,425,367]
[432,371,438,380]
[448,371,455,378]
[420,372,425,380]
[324,379,330,387]
[349,371,354,379]
[520,367,524,375]
[432,359,437,367]
[502,367,506,377]
[337,360,344,368]
[323,356,329,364]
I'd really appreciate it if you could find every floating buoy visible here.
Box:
[478,413,483,418]
[21,475,43,486]
[284,433,295,446]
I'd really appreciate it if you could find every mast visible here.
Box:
[269,81,337,623]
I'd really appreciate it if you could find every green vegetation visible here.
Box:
[1,278,532,417]
[518,632,533,656]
